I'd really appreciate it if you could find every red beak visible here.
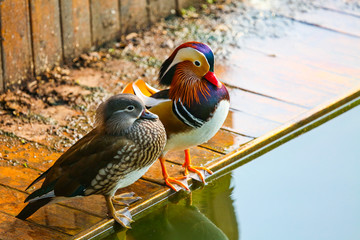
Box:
[204,71,222,88]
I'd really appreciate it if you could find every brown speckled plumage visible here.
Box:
[16,94,166,228]
[85,119,166,196]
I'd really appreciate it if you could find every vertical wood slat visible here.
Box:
[30,0,62,75]
[0,0,33,89]
[0,42,3,92]
[120,0,148,35]
[148,0,176,24]
[60,0,92,62]
[0,0,183,92]
[90,0,120,46]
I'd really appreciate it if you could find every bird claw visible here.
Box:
[165,176,190,192]
[185,165,213,183]
[188,169,212,183]
[112,208,134,228]
[112,192,141,206]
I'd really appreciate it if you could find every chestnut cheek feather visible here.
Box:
[169,64,210,106]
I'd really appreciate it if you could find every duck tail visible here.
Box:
[121,79,158,97]
[16,198,52,220]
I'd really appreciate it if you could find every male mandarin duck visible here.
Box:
[16,94,166,228]
[122,42,230,191]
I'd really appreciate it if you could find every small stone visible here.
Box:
[160,39,175,49]
[125,32,138,41]
[115,42,127,48]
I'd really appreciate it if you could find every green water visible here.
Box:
[102,102,360,240]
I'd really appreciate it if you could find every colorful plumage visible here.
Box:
[16,94,166,228]
[122,42,230,191]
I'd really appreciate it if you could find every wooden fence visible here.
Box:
[0,0,200,92]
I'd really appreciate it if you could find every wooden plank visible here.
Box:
[143,158,183,184]
[228,88,308,123]
[30,0,62,75]
[60,0,92,62]
[64,179,165,218]
[202,129,253,153]
[26,201,103,236]
[0,212,69,240]
[316,3,360,17]
[287,8,360,37]
[233,49,359,96]
[222,110,281,138]
[0,42,3,92]
[243,21,360,80]
[217,45,358,108]
[0,0,33,88]
[90,0,120,46]
[148,0,176,23]
[217,59,331,109]
[166,146,223,166]
[0,184,102,236]
[120,0,148,35]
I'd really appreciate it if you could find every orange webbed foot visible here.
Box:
[160,156,190,192]
[165,176,190,192]
[183,149,213,183]
[184,164,213,183]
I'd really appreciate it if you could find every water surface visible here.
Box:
[103,104,360,240]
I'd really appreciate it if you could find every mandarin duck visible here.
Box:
[16,94,166,228]
[122,42,230,191]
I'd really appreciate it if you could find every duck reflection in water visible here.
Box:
[104,173,239,240]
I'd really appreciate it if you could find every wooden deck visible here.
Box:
[1,2,360,239]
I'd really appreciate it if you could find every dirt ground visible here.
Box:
[0,0,358,152]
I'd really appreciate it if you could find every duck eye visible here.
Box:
[194,60,201,67]
[126,105,135,111]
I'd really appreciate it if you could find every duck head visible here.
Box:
[158,42,222,105]
[96,94,158,134]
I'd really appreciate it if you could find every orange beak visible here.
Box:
[204,71,222,88]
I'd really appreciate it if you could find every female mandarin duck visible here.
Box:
[16,94,166,228]
[122,42,230,191]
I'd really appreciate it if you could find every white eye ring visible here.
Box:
[194,60,201,67]
[126,105,135,111]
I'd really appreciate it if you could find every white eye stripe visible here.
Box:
[113,109,126,114]
[113,106,136,114]
[162,47,210,76]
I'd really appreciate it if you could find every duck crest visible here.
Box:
[159,41,214,86]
